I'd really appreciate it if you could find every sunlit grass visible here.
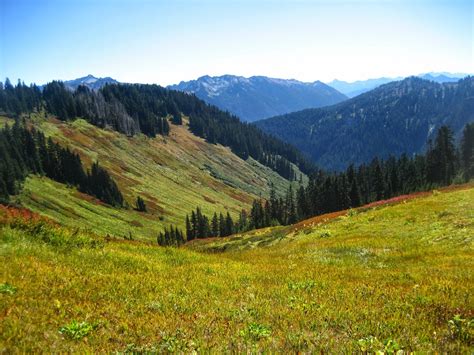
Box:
[1,187,473,352]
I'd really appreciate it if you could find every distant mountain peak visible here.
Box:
[327,72,466,98]
[63,75,119,91]
[168,75,347,122]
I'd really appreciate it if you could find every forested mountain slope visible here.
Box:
[0,79,314,179]
[169,75,347,122]
[256,77,474,170]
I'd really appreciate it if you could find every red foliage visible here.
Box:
[0,205,55,226]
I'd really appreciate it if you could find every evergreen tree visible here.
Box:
[237,209,248,232]
[185,214,192,241]
[461,123,474,181]
[81,161,124,207]
[427,126,456,185]
[157,225,185,247]
[224,212,234,237]
[285,185,297,225]
[371,158,385,201]
[211,212,219,237]
[135,196,147,212]
[190,211,197,240]
[219,213,226,237]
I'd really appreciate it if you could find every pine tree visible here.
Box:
[349,178,361,207]
[211,212,219,237]
[461,123,474,181]
[135,196,147,212]
[427,126,456,185]
[237,209,248,232]
[250,200,263,229]
[285,185,297,225]
[296,185,308,220]
[219,213,225,237]
[371,158,385,201]
[185,214,192,241]
[190,211,197,240]
[225,212,234,237]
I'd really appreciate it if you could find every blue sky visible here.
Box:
[1,0,472,85]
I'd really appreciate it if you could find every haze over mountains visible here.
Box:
[328,73,467,98]
[168,75,347,122]
[256,76,474,171]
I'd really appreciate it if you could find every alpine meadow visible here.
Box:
[1,0,473,353]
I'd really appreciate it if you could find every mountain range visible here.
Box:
[54,72,468,121]
[168,75,347,122]
[327,72,467,98]
[256,76,474,171]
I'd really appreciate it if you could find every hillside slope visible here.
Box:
[169,75,347,122]
[1,185,472,352]
[1,115,299,240]
[256,76,474,170]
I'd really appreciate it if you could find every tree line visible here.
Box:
[156,208,238,246]
[157,226,186,247]
[246,124,474,228]
[0,120,123,206]
[0,79,315,180]
[166,123,473,245]
[185,207,236,240]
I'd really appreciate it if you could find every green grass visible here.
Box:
[2,114,300,240]
[1,187,473,352]
[18,176,165,241]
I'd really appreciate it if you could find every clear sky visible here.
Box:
[1,0,472,86]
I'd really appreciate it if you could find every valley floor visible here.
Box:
[1,186,473,352]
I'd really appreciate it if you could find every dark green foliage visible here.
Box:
[185,215,192,241]
[135,196,147,212]
[225,212,234,237]
[218,213,226,237]
[460,123,474,180]
[157,225,185,247]
[42,81,77,120]
[80,162,123,207]
[211,213,219,237]
[426,126,457,185]
[0,122,123,206]
[0,79,41,116]
[171,113,183,125]
[186,207,235,239]
[99,84,172,137]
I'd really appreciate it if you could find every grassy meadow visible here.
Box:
[1,186,473,352]
[1,114,300,240]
